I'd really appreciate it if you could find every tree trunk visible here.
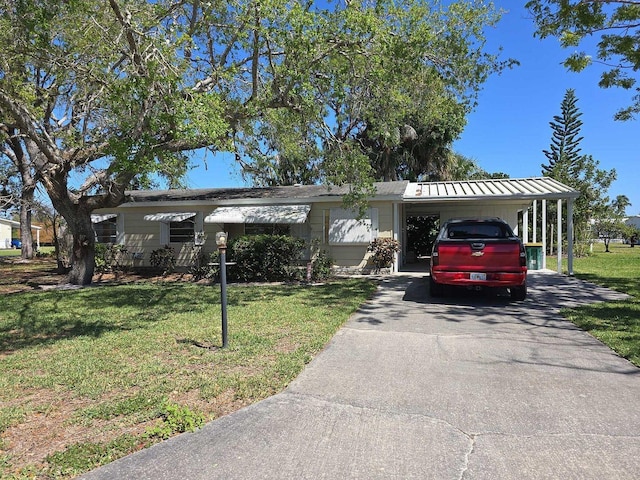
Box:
[19,188,35,260]
[51,215,68,274]
[38,149,132,285]
[12,132,37,259]
[67,212,96,285]
[44,179,97,285]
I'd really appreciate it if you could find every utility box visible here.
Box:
[525,243,543,270]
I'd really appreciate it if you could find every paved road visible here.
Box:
[81,271,640,480]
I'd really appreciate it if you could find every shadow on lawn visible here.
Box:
[573,272,640,298]
[0,279,375,355]
[0,284,209,354]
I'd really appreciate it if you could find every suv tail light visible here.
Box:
[519,243,526,267]
[431,245,439,267]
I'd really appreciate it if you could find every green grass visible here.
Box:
[0,246,55,257]
[2,243,637,478]
[0,278,377,478]
[559,243,640,366]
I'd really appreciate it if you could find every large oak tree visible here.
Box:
[1,0,512,284]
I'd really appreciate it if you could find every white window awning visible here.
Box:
[91,213,118,224]
[143,212,196,223]
[205,204,311,224]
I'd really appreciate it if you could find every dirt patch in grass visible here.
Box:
[2,387,250,473]
[2,395,144,471]
[0,257,204,295]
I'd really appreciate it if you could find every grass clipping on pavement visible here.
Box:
[0,278,377,478]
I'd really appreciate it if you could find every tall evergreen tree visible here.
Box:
[542,88,583,176]
[541,89,617,256]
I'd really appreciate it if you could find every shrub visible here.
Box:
[367,238,400,272]
[190,251,220,281]
[229,234,305,282]
[94,244,128,274]
[309,240,333,281]
[150,245,176,275]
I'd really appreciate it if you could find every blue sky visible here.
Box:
[184,2,639,215]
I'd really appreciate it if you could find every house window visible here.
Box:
[244,223,291,236]
[94,217,117,244]
[328,208,379,244]
[170,218,195,243]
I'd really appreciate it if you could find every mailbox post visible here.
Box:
[215,232,229,348]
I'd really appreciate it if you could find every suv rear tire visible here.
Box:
[430,275,444,297]
[510,283,527,301]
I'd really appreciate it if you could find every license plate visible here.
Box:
[470,273,486,281]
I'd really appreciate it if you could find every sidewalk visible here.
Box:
[81,271,640,479]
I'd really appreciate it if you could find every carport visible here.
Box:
[395,177,580,274]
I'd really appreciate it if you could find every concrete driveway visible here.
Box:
[81,271,640,480]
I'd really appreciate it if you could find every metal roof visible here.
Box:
[405,177,579,201]
[118,177,578,207]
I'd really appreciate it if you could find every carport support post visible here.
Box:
[557,199,563,274]
[567,198,574,276]
[393,202,400,273]
[532,200,537,243]
[542,200,547,269]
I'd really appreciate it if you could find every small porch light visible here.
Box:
[215,231,227,248]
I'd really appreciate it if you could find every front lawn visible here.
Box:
[560,242,640,366]
[0,271,376,478]
[0,247,55,258]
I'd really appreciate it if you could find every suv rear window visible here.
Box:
[446,223,511,239]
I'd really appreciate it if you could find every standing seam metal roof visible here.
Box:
[405,177,579,201]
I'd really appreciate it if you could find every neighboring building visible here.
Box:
[0,218,42,249]
[625,215,640,245]
[91,177,579,274]
[625,215,640,230]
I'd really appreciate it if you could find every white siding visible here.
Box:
[0,222,12,249]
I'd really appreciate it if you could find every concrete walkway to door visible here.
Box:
[81,271,640,480]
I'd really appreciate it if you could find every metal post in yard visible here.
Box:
[216,232,229,348]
